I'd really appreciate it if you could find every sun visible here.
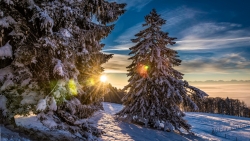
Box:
[100,75,107,82]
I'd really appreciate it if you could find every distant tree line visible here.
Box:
[182,96,250,118]
[103,84,125,104]
[104,84,250,118]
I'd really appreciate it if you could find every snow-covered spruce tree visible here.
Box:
[117,9,207,132]
[0,0,125,139]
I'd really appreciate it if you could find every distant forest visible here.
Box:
[183,96,250,118]
[105,84,250,118]
[103,84,125,104]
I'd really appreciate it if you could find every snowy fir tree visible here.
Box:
[0,0,125,139]
[117,9,208,132]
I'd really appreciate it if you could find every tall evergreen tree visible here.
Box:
[117,9,207,132]
[0,0,125,139]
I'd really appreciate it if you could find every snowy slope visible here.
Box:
[185,112,250,141]
[2,102,250,141]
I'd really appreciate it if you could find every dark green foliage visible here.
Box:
[104,84,125,104]
[183,96,250,118]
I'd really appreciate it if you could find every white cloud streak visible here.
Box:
[107,0,152,11]
[103,43,134,51]
[103,52,250,75]
[177,53,250,74]
[160,6,204,29]
[177,37,250,43]
[114,6,203,45]
[114,23,143,44]
[103,54,131,73]
[174,22,250,50]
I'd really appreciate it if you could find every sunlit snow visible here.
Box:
[2,102,249,141]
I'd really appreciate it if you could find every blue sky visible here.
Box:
[102,0,250,88]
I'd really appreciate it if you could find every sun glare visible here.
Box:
[100,75,107,82]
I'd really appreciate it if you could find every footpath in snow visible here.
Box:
[92,102,250,141]
[90,102,206,141]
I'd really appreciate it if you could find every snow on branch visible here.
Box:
[40,11,54,34]
[60,28,72,38]
[36,98,47,111]
[30,5,54,34]
[49,97,57,111]
[53,59,65,77]
[0,16,16,28]
[0,66,13,83]
[0,41,13,59]
[0,79,14,91]
[2,0,14,5]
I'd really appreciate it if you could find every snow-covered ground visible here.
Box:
[94,102,250,141]
[1,102,250,141]
[90,103,203,141]
[0,125,30,141]
[185,112,250,141]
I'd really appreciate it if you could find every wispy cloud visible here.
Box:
[109,22,250,51]
[103,54,131,73]
[160,6,204,29]
[174,22,250,50]
[107,0,152,11]
[180,22,242,37]
[177,53,250,74]
[114,23,143,44]
[114,6,203,45]
[103,52,250,75]
[174,37,250,50]
[177,37,250,43]
[103,43,134,51]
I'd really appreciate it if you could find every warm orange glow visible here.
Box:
[138,64,149,77]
